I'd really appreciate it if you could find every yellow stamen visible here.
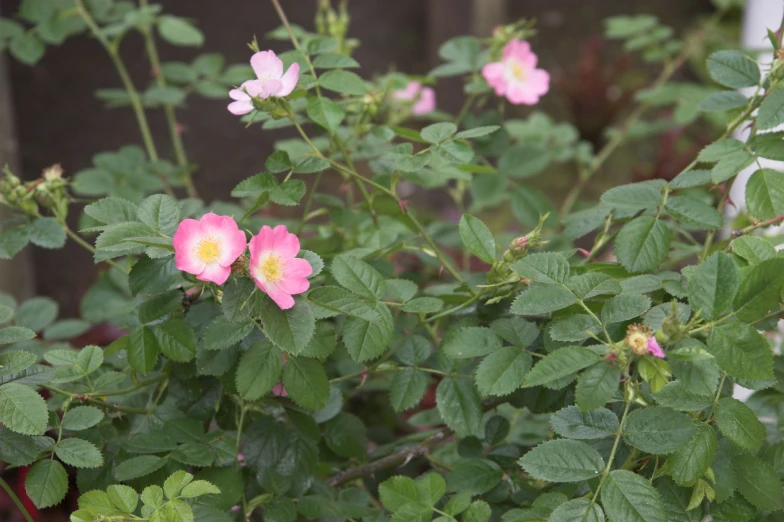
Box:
[510,60,526,81]
[260,254,284,283]
[195,237,221,263]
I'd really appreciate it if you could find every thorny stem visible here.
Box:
[44,385,150,414]
[139,0,197,197]
[0,476,34,522]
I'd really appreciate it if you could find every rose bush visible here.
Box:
[1,0,783,521]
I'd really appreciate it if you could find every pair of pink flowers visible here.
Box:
[482,39,549,105]
[173,214,312,310]
[392,81,436,115]
[228,50,300,115]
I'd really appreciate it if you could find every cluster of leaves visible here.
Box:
[3,0,784,522]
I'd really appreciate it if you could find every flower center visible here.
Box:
[260,254,284,283]
[509,60,527,81]
[195,237,221,264]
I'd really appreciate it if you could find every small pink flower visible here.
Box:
[482,39,549,105]
[248,225,312,310]
[172,212,246,285]
[227,50,300,115]
[271,383,288,397]
[393,81,436,115]
[647,337,665,359]
[173,213,247,285]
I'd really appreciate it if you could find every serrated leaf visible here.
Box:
[390,368,428,412]
[325,412,367,458]
[379,476,420,512]
[601,470,667,522]
[698,90,748,112]
[331,255,386,299]
[441,326,501,359]
[474,347,532,397]
[0,326,36,345]
[667,424,717,486]
[519,439,604,483]
[319,70,368,95]
[523,347,601,388]
[715,397,765,451]
[55,437,103,468]
[549,314,602,342]
[745,168,784,220]
[28,217,66,249]
[421,122,457,143]
[154,319,197,362]
[343,302,393,362]
[511,252,570,284]
[128,326,159,374]
[458,214,496,263]
[0,382,47,435]
[549,498,604,522]
[623,407,696,455]
[25,460,68,509]
[601,294,651,324]
[436,376,482,437]
[236,341,282,401]
[306,96,344,132]
[601,183,663,211]
[307,286,379,320]
[614,216,671,274]
[707,322,773,381]
[115,455,167,481]
[731,454,784,510]
[180,480,220,499]
[732,257,784,322]
[757,87,784,131]
[566,272,622,300]
[260,297,315,355]
[665,196,722,229]
[687,252,739,320]
[202,316,254,351]
[511,283,578,315]
[61,406,104,431]
[282,356,329,410]
[401,297,443,313]
[706,50,760,89]
[446,460,502,495]
[550,405,619,440]
[107,485,139,513]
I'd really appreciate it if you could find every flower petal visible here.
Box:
[229,88,250,101]
[198,213,247,266]
[277,63,300,97]
[482,62,507,95]
[266,283,295,310]
[271,225,300,258]
[259,78,283,99]
[197,263,232,285]
[284,257,313,279]
[250,50,283,80]
[412,87,436,115]
[173,219,207,274]
[228,100,253,115]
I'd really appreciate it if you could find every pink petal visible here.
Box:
[505,82,540,105]
[284,257,313,279]
[259,78,283,99]
[412,87,436,115]
[229,88,250,101]
[277,63,300,97]
[277,275,310,295]
[197,263,232,285]
[266,284,295,310]
[482,62,506,95]
[198,213,247,266]
[241,79,265,98]
[249,226,274,260]
[173,219,207,275]
[648,337,665,359]
[503,40,533,64]
[271,225,300,258]
[228,101,253,115]
[529,68,550,96]
[393,81,421,101]
[250,50,283,80]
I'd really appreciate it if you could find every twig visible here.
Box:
[0,476,34,522]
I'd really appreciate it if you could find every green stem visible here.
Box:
[706,372,728,421]
[44,385,150,414]
[235,402,247,468]
[269,0,322,97]
[0,476,34,522]
[296,171,324,235]
[425,291,483,323]
[62,223,130,275]
[91,374,166,397]
[139,0,196,197]
[700,181,732,262]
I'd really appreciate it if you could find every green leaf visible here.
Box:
[731,454,784,510]
[706,50,760,89]
[745,168,784,220]
[549,314,602,341]
[0,304,12,325]
[667,424,717,486]
[519,439,604,483]
[623,407,697,454]
[128,326,159,374]
[711,149,756,183]
[474,347,532,397]
[9,33,44,65]
[653,382,713,412]
[331,255,386,299]
[715,397,765,451]
[129,257,180,297]
[401,297,443,313]
[43,319,90,341]
[343,303,393,362]
[235,341,282,401]
[698,90,748,112]
[307,286,379,320]
[455,126,499,139]
[61,406,104,431]
[436,376,482,437]
[164,470,194,499]
[324,412,367,458]
[421,122,457,144]
[601,183,663,211]
[25,460,68,509]
[137,194,181,234]
[390,368,428,412]
[158,15,204,46]
[446,460,502,495]
[115,455,167,481]
[55,437,103,468]
[567,273,622,300]
[614,216,671,274]
[458,214,496,264]
[107,485,139,513]
[319,70,368,95]
[550,405,619,440]
[656,477,702,522]
[293,155,330,174]
[511,252,570,284]
[733,235,776,264]
[665,196,722,229]
[180,480,220,499]
[757,87,784,131]
[312,52,360,68]
[0,326,36,345]
[549,498,604,522]
[463,501,491,522]
[511,283,578,315]
[154,319,197,362]
[0,425,39,466]
[498,144,549,178]
[441,326,501,359]
[0,382,47,435]
[523,347,601,388]
[260,297,315,355]
[379,476,420,512]
[138,289,182,323]
[601,470,667,522]
[282,356,329,410]
[306,96,345,132]
[707,322,773,381]
[202,316,254,351]
[29,217,66,249]
[733,257,784,321]
[601,294,651,324]
[687,252,739,320]
[417,472,445,506]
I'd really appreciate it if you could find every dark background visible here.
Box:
[1,0,716,314]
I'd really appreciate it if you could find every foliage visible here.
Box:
[1,0,784,521]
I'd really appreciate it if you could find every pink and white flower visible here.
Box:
[393,81,436,115]
[227,50,300,115]
[647,337,665,359]
[173,213,247,285]
[248,225,312,310]
[482,39,549,105]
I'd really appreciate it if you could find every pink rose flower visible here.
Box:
[647,337,665,359]
[393,81,436,115]
[482,39,549,105]
[227,50,300,115]
[173,213,247,285]
[248,225,312,310]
